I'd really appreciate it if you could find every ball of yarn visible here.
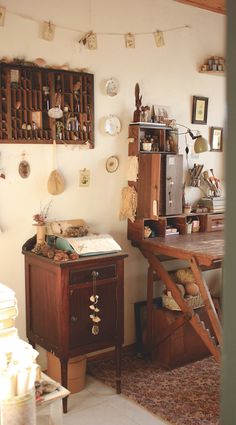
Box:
[185,283,199,296]
[176,284,185,297]
[175,268,196,286]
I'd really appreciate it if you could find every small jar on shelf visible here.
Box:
[183,203,192,214]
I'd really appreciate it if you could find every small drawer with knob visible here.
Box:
[69,264,117,285]
[205,213,224,232]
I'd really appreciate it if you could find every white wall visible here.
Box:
[0,0,225,348]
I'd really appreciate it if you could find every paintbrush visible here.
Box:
[210,168,219,189]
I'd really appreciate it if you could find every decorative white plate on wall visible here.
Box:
[105,78,119,97]
[105,115,121,136]
[106,156,119,173]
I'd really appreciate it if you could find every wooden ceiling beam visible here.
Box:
[174,0,226,15]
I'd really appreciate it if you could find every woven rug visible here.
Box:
[88,352,220,425]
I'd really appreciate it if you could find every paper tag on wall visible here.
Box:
[79,168,90,186]
[125,33,135,48]
[41,21,55,41]
[154,31,165,47]
[87,32,97,50]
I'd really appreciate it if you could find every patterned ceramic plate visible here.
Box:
[105,78,119,97]
[105,115,121,135]
[106,156,119,173]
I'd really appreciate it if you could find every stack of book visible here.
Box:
[0,283,18,350]
[165,227,179,236]
[198,197,225,213]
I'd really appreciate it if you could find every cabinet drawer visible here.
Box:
[205,214,224,232]
[69,264,116,285]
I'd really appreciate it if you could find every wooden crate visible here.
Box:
[151,307,217,369]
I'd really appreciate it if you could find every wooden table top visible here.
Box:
[140,231,224,267]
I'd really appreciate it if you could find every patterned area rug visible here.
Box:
[88,353,220,425]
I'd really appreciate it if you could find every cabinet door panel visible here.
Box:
[164,155,183,215]
[137,154,161,219]
[27,264,61,347]
[69,281,117,349]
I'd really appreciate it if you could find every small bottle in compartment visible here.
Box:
[55,74,62,93]
[42,86,50,110]
[191,217,200,233]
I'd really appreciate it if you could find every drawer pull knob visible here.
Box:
[91,271,99,278]
[71,315,78,322]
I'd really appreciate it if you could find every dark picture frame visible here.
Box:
[191,96,209,124]
[210,127,223,151]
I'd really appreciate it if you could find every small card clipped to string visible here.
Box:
[87,32,97,50]
[41,21,55,41]
[154,30,165,48]
[125,33,135,49]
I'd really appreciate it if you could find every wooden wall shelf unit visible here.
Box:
[128,122,178,156]
[0,62,94,146]
[199,70,225,76]
[23,250,127,413]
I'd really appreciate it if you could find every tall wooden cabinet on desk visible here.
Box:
[23,250,127,413]
[127,123,183,241]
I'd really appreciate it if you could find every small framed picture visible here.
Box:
[210,127,223,151]
[79,168,90,187]
[191,96,208,124]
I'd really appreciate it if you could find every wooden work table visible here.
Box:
[138,231,224,363]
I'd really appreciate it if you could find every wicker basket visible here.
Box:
[162,293,204,311]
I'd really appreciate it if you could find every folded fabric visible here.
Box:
[119,186,137,223]
[126,156,138,182]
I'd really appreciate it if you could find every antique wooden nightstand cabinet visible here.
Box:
[23,250,127,412]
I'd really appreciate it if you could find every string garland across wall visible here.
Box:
[0,5,190,49]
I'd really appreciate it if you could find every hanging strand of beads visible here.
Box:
[89,271,101,335]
